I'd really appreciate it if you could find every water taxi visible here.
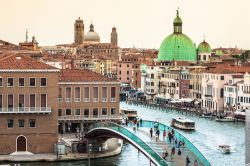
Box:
[171,117,195,130]
[121,109,138,121]
[201,112,212,118]
[215,116,235,122]
[234,109,246,121]
[218,145,231,154]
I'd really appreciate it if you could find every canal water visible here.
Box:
[5,102,245,166]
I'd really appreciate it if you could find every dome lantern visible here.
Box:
[173,9,182,33]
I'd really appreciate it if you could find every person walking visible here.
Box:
[163,129,166,141]
[171,147,175,159]
[177,148,181,155]
[155,129,160,141]
[186,156,191,166]
[150,128,153,138]
[194,160,198,166]
[140,118,143,127]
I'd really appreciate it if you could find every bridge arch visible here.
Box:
[85,122,168,166]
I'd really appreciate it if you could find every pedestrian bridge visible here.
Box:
[85,121,168,166]
[85,121,211,166]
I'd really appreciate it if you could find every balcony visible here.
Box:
[65,98,72,102]
[111,98,116,102]
[0,107,52,114]
[58,115,122,121]
[93,98,98,102]
[74,98,81,102]
[83,98,90,102]
[58,98,63,103]
[102,98,107,102]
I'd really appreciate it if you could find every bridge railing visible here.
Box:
[142,120,211,166]
[88,121,168,166]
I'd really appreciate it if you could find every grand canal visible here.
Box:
[6,102,245,166]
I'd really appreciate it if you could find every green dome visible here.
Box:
[197,40,212,54]
[158,33,197,61]
[215,48,224,56]
[174,16,182,25]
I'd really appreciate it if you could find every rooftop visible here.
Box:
[59,69,119,82]
[0,54,58,70]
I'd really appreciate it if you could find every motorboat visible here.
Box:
[201,112,212,118]
[121,109,138,121]
[234,109,246,121]
[171,117,195,130]
[215,116,235,122]
[218,145,231,154]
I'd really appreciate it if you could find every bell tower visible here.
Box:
[74,17,84,44]
[111,27,118,47]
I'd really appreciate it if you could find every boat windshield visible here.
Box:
[184,122,195,128]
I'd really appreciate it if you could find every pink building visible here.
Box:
[117,62,133,84]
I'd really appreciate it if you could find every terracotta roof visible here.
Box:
[204,65,250,74]
[0,54,58,70]
[59,69,119,82]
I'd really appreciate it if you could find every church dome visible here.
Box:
[215,48,224,56]
[84,23,100,43]
[197,40,211,54]
[158,10,196,61]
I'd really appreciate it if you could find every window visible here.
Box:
[93,108,98,116]
[7,120,14,128]
[127,71,129,75]
[65,87,71,102]
[151,82,154,86]
[111,87,116,102]
[0,94,2,110]
[84,108,89,116]
[221,76,224,80]
[102,108,107,115]
[18,94,24,110]
[220,88,224,98]
[0,78,2,86]
[29,94,36,110]
[29,119,36,128]
[127,64,129,67]
[102,87,107,102]
[29,78,36,87]
[8,78,14,87]
[58,109,62,116]
[74,87,81,102]
[66,109,71,115]
[84,87,90,102]
[41,94,47,108]
[18,119,25,128]
[151,74,154,79]
[111,108,116,115]
[93,87,98,102]
[75,109,81,115]
[40,78,47,87]
[8,94,14,111]
[19,78,24,87]
[58,88,62,102]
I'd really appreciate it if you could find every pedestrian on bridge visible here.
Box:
[163,129,166,141]
[186,156,191,166]
[171,147,175,159]
[150,128,153,138]
[155,129,160,141]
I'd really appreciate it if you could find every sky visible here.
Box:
[0,0,250,49]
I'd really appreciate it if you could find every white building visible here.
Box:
[237,72,250,110]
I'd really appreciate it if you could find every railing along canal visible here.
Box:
[88,121,168,166]
[142,120,211,166]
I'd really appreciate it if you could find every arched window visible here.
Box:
[151,74,154,79]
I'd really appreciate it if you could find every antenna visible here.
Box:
[25,29,28,43]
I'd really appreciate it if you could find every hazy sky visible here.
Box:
[1,0,250,49]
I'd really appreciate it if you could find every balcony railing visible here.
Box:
[93,98,98,102]
[102,98,107,102]
[58,115,122,121]
[83,98,90,102]
[204,94,212,97]
[58,98,63,103]
[111,98,116,102]
[74,98,81,102]
[65,98,72,102]
[0,107,52,114]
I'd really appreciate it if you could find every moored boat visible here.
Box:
[171,117,195,130]
[215,116,235,122]
[218,145,231,154]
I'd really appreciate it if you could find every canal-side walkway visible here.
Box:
[126,126,203,166]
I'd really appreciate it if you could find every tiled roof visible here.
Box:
[0,54,58,70]
[59,69,119,82]
[204,65,250,74]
